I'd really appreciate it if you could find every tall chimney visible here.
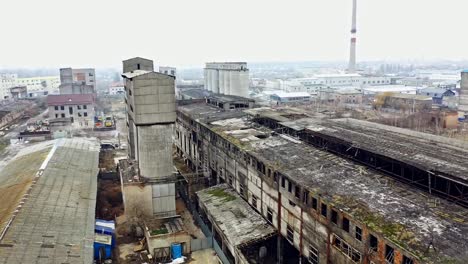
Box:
[348,0,357,73]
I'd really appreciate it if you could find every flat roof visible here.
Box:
[246,108,468,183]
[197,184,275,247]
[0,138,100,264]
[180,104,468,261]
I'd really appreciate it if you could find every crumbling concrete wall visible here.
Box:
[122,184,153,218]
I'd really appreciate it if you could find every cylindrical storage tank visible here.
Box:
[224,70,231,95]
[219,70,225,94]
[212,69,219,93]
[230,70,242,96]
[204,69,210,91]
[237,70,250,98]
[206,69,213,91]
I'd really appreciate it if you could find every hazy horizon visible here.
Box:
[2,0,468,69]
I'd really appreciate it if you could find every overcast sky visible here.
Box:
[1,0,467,68]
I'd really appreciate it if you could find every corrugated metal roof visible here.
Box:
[0,138,100,264]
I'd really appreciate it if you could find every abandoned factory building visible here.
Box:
[175,97,468,264]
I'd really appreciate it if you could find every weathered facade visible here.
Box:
[121,57,177,218]
[176,101,468,264]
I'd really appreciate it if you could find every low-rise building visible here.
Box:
[17,76,60,96]
[333,89,363,105]
[417,88,456,104]
[0,73,18,99]
[108,82,124,95]
[47,94,95,128]
[270,91,311,103]
[59,67,96,94]
[382,93,433,112]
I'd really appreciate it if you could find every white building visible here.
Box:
[159,66,176,76]
[17,76,60,96]
[108,83,125,95]
[270,91,311,103]
[204,62,250,98]
[284,74,392,94]
[0,73,18,99]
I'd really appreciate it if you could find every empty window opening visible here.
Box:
[342,217,350,232]
[281,177,286,188]
[370,234,378,251]
[312,197,318,210]
[303,191,309,205]
[321,203,327,217]
[288,181,292,193]
[331,210,338,224]
[267,207,273,224]
[295,186,300,198]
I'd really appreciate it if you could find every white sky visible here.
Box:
[1,0,467,68]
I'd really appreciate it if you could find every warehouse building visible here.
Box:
[176,100,468,264]
[0,138,100,263]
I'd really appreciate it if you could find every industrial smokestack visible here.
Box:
[348,0,357,73]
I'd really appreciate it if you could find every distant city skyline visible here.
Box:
[1,0,468,68]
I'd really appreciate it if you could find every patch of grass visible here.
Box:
[207,188,236,202]
[150,227,168,236]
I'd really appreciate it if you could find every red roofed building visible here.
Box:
[47,94,95,128]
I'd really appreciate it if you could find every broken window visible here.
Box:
[286,225,294,244]
[252,195,258,210]
[342,217,350,232]
[385,245,395,264]
[355,226,362,241]
[281,177,286,188]
[295,186,300,198]
[312,197,318,210]
[333,234,361,263]
[289,200,296,207]
[267,207,273,224]
[239,183,245,198]
[369,234,378,251]
[331,210,338,224]
[308,244,319,264]
[403,256,414,264]
[303,191,309,205]
[288,181,292,193]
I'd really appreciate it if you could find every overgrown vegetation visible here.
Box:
[150,227,168,236]
[206,188,236,202]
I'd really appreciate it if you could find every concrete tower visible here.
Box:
[122,57,177,218]
[348,0,357,73]
[459,70,468,115]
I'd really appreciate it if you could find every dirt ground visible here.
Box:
[188,249,219,264]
